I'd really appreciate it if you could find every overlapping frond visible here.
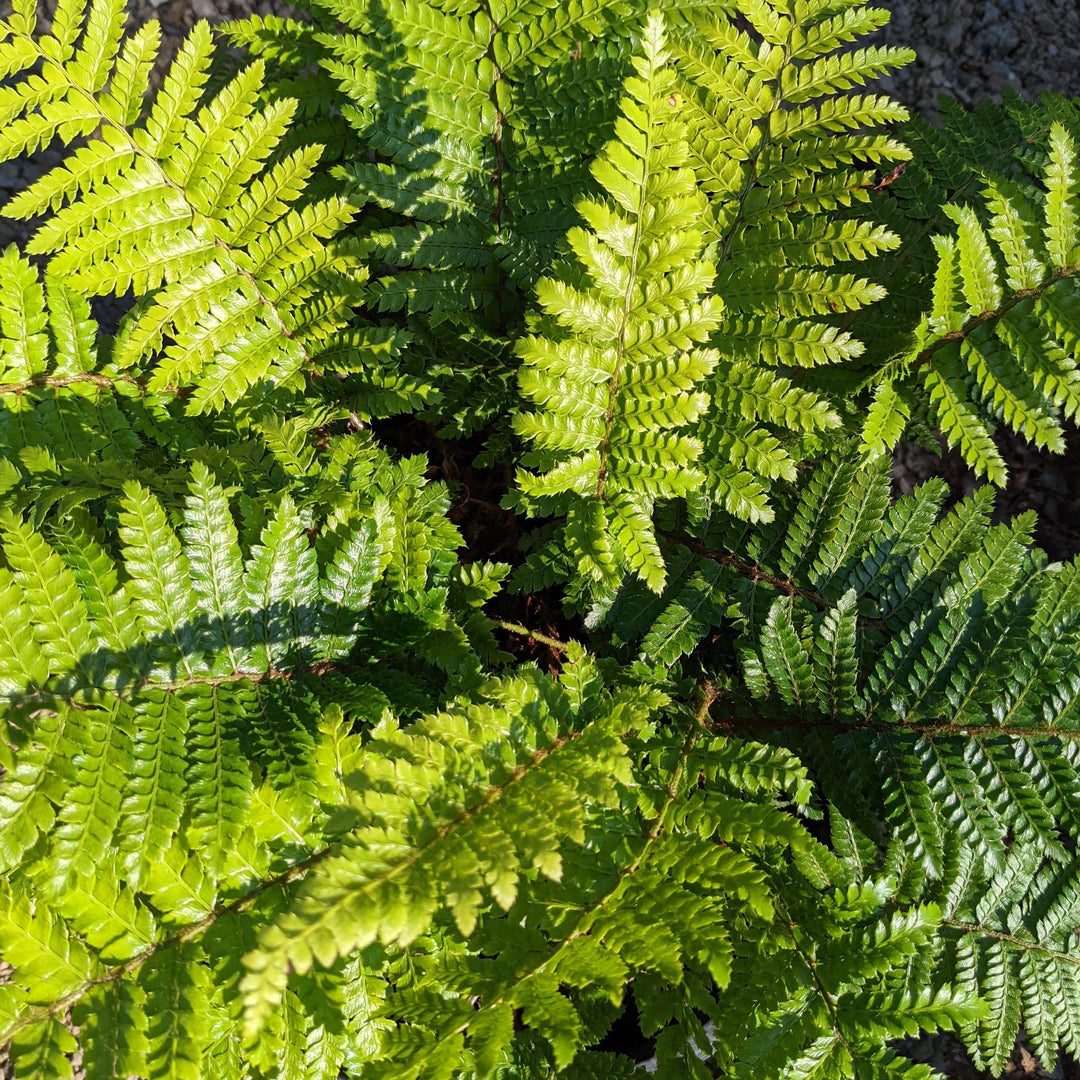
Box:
[0,448,503,1077]
[239,666,653,1032]
[710,885,984,1080]
[286,0,654,436]
[0,641,843,1080]
[4,0,1080,1076]
[594,449,1080,1073]
[849,91,1079,366]
[320,0,638,299]
[0,246,159,507]
[239,674,838,1079]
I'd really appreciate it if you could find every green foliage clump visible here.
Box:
[3,0,1080,1078]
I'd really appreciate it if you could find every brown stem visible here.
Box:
[668,532,893,635]
[906,265,1079,375]
[942,918,1080,968]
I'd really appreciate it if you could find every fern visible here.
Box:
[240,0,662,437]
[623,450,1080,1073]
[0,0,377,421]
[933,847,1080,1074]
[4,0,1080,1077]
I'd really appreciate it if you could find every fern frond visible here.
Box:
[867,122,1080,481]
[0,2,363,415]
[240,668,644,1031]
[513,16,720,592]
[920,850,1080,1074]
[666,3,910,515]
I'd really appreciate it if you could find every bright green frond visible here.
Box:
[512,15,720,593]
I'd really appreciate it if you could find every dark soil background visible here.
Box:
[0,0,1079,1076]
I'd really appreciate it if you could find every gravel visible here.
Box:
[871,0,1080,119]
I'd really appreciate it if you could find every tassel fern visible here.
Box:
[3,0,1080,1077]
